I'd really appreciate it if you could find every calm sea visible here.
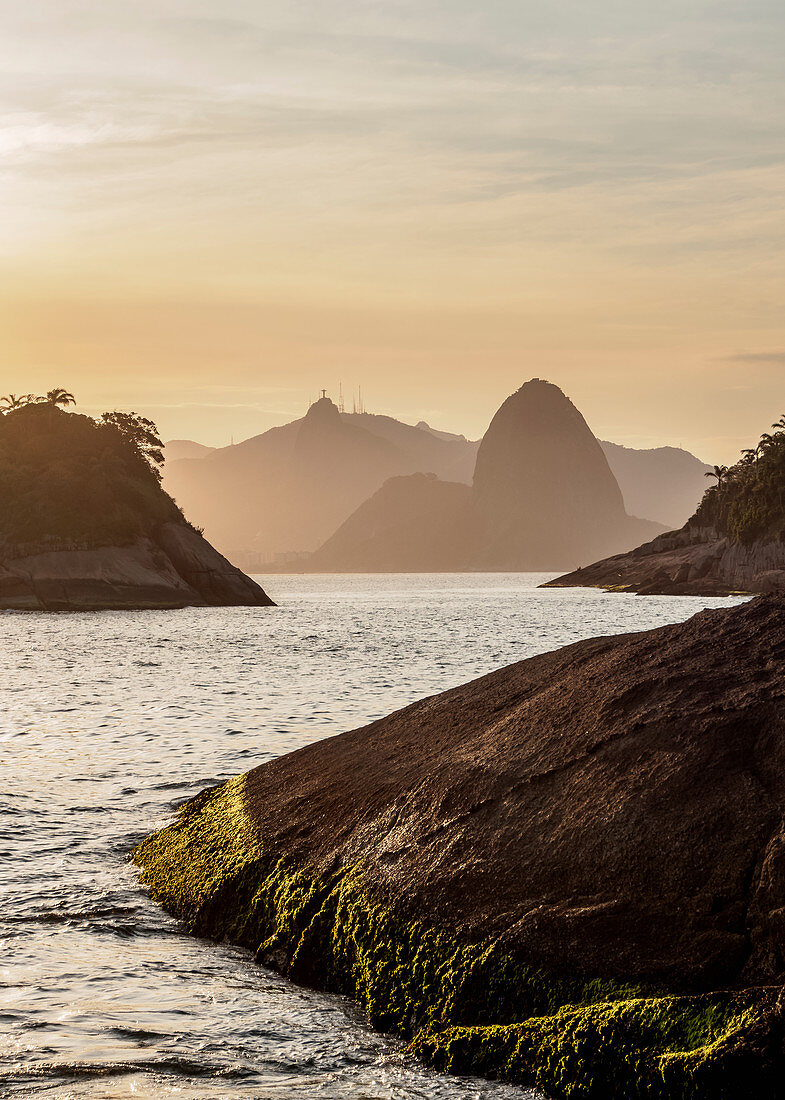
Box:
[1,574,745,1099]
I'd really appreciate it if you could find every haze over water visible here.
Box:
[2,575,745,1098]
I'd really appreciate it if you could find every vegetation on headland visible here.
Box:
[134,777,782,1100]
[0,389,184,549]
[693,415,785,544]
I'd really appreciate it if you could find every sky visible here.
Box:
[1,0,784,461]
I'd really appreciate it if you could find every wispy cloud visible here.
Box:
[722,351,785,365]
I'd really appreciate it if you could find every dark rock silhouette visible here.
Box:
[0,401,273,610]
[136,595,785,1096]
[470,379,661,569]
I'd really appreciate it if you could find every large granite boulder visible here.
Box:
[136,596,785,1097]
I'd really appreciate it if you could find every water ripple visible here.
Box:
[1,573,744,1098]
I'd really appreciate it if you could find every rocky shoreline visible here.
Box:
[543,525,785,596]
[0,522,274,610]
[135,597,785,1097]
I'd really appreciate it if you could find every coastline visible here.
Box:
[134,596,785,1098]
[135,775,781,1099]
[542,528,785,598]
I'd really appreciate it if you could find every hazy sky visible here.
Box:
[2,0,784,459]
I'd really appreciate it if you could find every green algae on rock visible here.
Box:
[135,597,785,1097]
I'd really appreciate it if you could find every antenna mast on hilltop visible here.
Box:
[358,385,364,414]
[338,383,345,413]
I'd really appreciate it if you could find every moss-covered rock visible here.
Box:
[134,772,785,1099]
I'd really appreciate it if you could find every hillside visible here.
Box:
[0,400,273,610]
[136,595,785,1097]
[164,439,216,462]
[163,399,479,563]
[599,440,711,528]
[546,414,785,596]
[471,379,662,569]
[308,473,474,572]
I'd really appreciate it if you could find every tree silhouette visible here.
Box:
[44,388,76,407]
[0,394,35,411]
[705,464,728,491]
[695,419,785,542]
[100,411,165,476]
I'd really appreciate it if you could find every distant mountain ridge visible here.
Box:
[306,380,663,572]
[163,403,480,563]
[165,398,709,565]
[598,440,711,530]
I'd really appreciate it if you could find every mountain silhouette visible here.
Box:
[164,386,710,568]
[599,440,711,529]
[163,400,478,561]
[307,380,664,572]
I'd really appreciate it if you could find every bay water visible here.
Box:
[1,574,744,1098]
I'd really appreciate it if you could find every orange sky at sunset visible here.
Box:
[2,1,783,461]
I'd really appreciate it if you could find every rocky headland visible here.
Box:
[469,378,663,569]
[0,399,273,610]
[136,596,785,1098]
[545,417,785,596]
[543,525,785,597]
[0,522,273,610]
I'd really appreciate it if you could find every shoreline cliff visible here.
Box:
[0,521,274,610]
[544,414,785,597]
[542,525,785,596]
[135,596,785,1097]
[0,397,274,610]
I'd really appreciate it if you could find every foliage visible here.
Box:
[99,411,165,479]
[693,416,785,543]
[0,397,182,548]
[134,777,781,1100]
[1,389,75,410]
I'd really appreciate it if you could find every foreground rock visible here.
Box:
[0,522,274,610]
[543,525,785,596]
[136,597,785,1097]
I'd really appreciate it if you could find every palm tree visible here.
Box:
[0,393,35,411]
[44,388,76,407]
[705,464,729,491]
